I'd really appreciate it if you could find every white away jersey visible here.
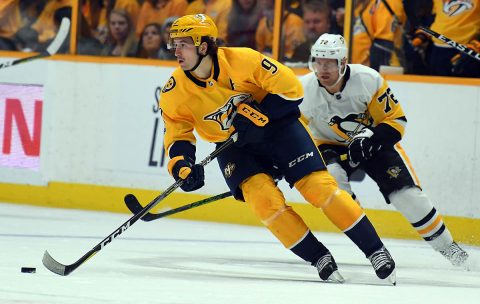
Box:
[299,64,406,146]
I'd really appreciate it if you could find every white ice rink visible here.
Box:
[1,202,479,304]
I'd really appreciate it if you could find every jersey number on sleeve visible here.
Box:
[377,87,398,113]
[261,58,278,74]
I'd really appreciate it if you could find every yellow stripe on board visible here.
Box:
[0,182,478,246]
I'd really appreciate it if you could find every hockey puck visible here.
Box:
[21,267,36,273]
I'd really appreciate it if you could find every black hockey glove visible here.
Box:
[348,128,376,166]
[171,159,205,192]
[231,103,269,147]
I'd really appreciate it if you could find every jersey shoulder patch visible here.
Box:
[162,76,176,93]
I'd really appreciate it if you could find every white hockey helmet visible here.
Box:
[309,33,348,77]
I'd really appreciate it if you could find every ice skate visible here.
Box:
[368,246,396,285]
[315,252,345,283]
[440,242,469,268]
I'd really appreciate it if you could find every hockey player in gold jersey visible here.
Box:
[412,0,479,77]
[300,33,469,268]
[160,14,396,283]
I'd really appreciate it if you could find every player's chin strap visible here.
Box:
[327,63,347,89]
[187,48,208,72]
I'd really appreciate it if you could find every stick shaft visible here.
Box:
[419,27,480,62]
[42,138,234,276]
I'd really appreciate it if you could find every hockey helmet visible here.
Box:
[169,14,218,46]
[309,33,348,76]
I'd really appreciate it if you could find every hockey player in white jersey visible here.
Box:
[299,33,469,267]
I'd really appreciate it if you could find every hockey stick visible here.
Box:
[418,26,480,62]
[42,137,234,276]
[124,191,232,222]
[0,17,70,70]
[126,153,351,222]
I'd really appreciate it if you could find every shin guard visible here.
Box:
[296,171,383,256]
[241,173,310,248]
[389,187,453,251]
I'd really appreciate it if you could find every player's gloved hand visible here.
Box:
[171,159,205,192]
[451,39,480,76]
[348,128,376,165]
[410,29,430,50]
[231,103,269,147]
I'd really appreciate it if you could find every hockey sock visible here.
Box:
[290,230,330,265]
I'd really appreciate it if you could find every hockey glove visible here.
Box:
[451,39,480,77]
[171,159,205,192]
[411,29,430,49]
[348,128,376,166]
[231,103,269,147]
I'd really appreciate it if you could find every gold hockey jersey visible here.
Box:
[299,64,406,146]
[431,0,479,45]
[160,47,303,157]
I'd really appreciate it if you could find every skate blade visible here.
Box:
[383,269,396,286]
[327,270,345,283]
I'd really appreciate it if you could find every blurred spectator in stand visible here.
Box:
[158,16,177,60]
[366,0,406,72]
[287,0,303,16]
[225,0,263,48]
[19,0,46,28]
[287,0,331,64]
[351,0,372,66]
[255,0,305,59]
[82,0,140,44]
[14,25,40,52]
[329,0,344,34]
[185,0,232,43]
[0,0,22,50]
[101,9,138,57]
[136,22,162,58]
[31,0,72,44]
[411,0,479,77]
[402,0,433,75]
[47,6,102,55]
[136,0,187,37]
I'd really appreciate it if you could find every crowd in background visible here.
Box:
[0,0,478,77]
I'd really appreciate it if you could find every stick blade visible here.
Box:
[46,17,70,55]
[124,194,143,214]
[42,250,67,276]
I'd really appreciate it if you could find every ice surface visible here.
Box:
[1,203,479,304]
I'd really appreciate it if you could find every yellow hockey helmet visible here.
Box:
[169,14,218,46]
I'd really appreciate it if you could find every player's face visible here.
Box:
[312,58,340,87]
[171,37,198,70]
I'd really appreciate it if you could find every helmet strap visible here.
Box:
[328,60,346,88]
[187,46,208,72]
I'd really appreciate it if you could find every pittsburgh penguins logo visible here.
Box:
[328,113,373,142]
[387,166,402,179]
[204,94,252,130]
[443,0,473,16]
[162,77,176,93]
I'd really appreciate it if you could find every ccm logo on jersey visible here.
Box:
[289,152,314,167]
[237,103,269,127]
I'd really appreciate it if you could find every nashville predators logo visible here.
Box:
[443,0,473,16]
[223,162,236,178]
[204,94,252,130]
[328,112,373,143]
[387,166,401,179]
[162,77,176,93]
